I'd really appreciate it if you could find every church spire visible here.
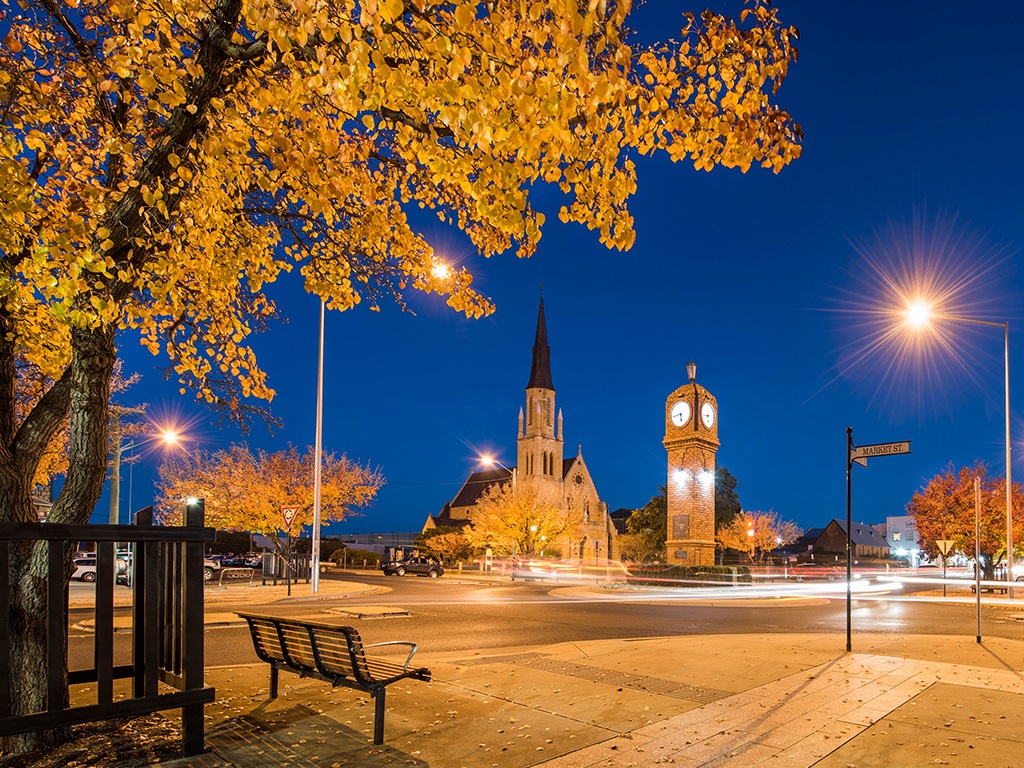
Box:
[526,296,554,391]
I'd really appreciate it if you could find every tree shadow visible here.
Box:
[206,703,428,767]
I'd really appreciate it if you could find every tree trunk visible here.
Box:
[2,325,115,754]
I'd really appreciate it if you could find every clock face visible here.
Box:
[670,401,691,427]
[701,402,715,428]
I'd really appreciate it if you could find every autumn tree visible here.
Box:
[467,479,581,556]
[0,0,799,750]
[716,509,800,563]
[906,462,1024,579]
[414,526,472,566]
[155,444,383,556]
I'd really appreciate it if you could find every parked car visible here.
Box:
[380,556,444,578]
[72,557,97,582]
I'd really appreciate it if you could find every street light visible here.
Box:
[312,298,325,594]
[110,428,181,526]
[905,303,1013,592]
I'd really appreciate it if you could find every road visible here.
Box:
[67,570,1024,670]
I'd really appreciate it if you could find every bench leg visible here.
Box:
[372,686,385,745]
[270,664,279,699]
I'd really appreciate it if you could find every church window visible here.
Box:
[528,396,533,425]
[584,500,590,522]
[545,400,552,426]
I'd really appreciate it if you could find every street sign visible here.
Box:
[936,539,955,556]
[281,506,299,529]
[851,441,911,466]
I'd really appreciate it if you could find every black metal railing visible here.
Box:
[0,503,214,755]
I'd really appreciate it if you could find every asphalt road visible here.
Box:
[67,570,1024,670]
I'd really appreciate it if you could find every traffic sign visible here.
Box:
[851,441,911,466]
[935,539,955,556]
[281,506,299,529]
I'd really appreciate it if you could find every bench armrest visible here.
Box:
[364,641,419,670]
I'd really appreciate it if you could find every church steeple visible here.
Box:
[526,297,554,391]
[519,295,561,484]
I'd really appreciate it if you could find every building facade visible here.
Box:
[424,298,617,562]
[885,515,921,564]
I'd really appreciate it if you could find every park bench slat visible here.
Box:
[237,612,430,745]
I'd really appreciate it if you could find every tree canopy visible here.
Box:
[715,509,800,562]
[624,485,667,560]
[714,466,742,530]
[414,525,473,566]
[906,462,1024,574]
[156,444,384,551]
[0,0,799,751]
[467,478,580,556]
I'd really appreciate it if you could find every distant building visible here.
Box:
[804,519,890,560]
[885,515,921,565]
[609,508,633,536]
[423,297,617,562]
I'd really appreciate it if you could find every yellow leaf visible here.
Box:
[379,0,405,23]
[455,4,474,27]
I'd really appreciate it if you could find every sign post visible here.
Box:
[281,506,299,596]
[936,539,955,597]
[847,429,912,651]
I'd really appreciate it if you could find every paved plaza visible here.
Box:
[105,579,1024,768]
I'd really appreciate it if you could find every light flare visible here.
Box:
[820,212,1015,416]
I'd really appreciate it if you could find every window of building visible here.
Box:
[892,531,901,542]
[907,531,915,541]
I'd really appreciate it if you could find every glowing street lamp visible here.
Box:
[904,302,1013,591]
[110,428,181,526]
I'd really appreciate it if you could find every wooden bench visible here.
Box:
[237,612,431,744]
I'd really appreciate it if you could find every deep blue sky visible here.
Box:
[98,0,1024,537]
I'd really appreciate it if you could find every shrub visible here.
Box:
[629,564,751,587]
[331,548,381,567]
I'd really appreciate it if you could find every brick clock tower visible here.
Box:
[663,361,719,565]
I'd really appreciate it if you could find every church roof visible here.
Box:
[427,502,473,531]
[450,467,515,508]
[561,457,576,479]
[526,297,554,391]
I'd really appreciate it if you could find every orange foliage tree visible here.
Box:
[716,509,800,563]
[906,462,1024,578]
[155,444,383,555]
[0,0,800,750]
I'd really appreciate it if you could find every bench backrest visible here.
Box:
[239,613,373,685]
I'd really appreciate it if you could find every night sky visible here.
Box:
[97,0,1024,538]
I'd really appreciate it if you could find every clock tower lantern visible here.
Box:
[663,361,719,566]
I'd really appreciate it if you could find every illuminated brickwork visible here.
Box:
[663,366,719,566]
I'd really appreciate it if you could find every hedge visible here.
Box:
[629,564,751,587]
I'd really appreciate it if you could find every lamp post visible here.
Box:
[110,429,180,526]
[906,304,1013,594]
[312,299,325,593]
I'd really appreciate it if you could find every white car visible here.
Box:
[73,558,97,582]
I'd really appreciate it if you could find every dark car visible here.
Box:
[380,557,444,578]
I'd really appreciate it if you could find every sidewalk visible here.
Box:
[158,628,1024,768]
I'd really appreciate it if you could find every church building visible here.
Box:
[424,298,618,563]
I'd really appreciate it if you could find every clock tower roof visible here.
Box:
[526,297,554,391]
